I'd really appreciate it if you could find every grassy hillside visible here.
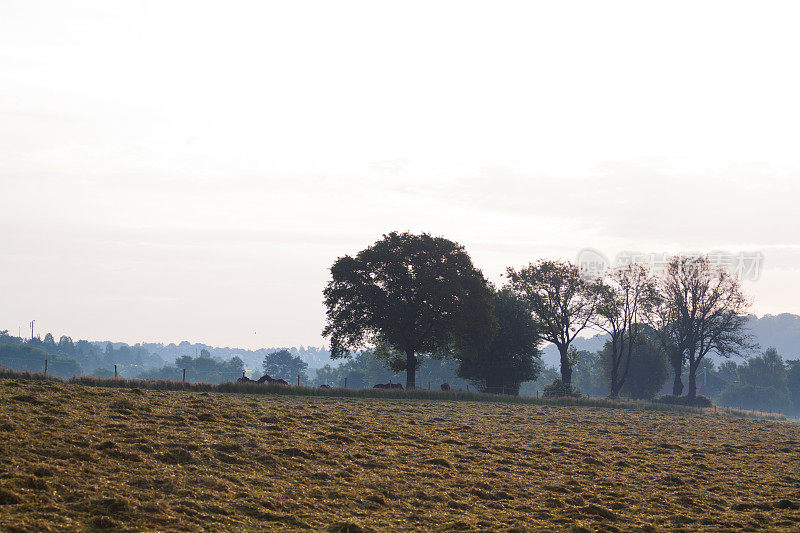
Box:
[1,379,799,532]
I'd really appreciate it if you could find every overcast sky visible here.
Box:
[1,1,799,348]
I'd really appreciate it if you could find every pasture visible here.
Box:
[1,378,799,531]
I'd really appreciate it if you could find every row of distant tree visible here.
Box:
[0,332,165,378]
[321,232,760,404]
[3,328,799,414]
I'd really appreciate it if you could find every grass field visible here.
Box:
[1,378,799,532]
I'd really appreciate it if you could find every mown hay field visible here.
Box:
[1,378,799,532]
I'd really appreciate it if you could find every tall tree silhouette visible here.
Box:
[506,260,599,387]
[323,232,495,389]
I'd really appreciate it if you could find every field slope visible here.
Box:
[1,379,799,531]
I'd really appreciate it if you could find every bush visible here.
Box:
[716,383,791,413]
[542,379,582,398]
[600,335,669,400]
[655,394,713,407]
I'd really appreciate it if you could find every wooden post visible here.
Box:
[44,359,47,377]
[536,390,539,399]
[344,377,347,389]
[114,365,117,379]
[242,371,245,379]
[297,375,300,387]
[182,368,186,383]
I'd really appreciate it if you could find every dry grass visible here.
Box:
[1,378,799,532]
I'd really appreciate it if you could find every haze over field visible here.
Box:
[2,1,799,349]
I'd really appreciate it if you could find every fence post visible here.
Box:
[536,390,539,399]
[297,375,300,387]
[242,371,245,379]
[114,365,117,379]
[182,368,186,384]
[44,359,47,377]
[344,377,347,389]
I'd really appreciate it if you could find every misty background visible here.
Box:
[2,1,799,351]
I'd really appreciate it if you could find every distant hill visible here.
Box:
[539,313,800,368]
[745,313,800,360]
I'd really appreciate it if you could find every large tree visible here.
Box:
[594,264,658,398]
[457,288,542,395]
[262,349,309,383]
[322,232,495,389]
[656,256,755,399]
[506,260,599,386]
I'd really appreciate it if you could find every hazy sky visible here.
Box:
[2,1,799,348]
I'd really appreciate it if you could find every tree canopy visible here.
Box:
[262,349,309,383]
[457,289,542,395]
[322,231,495,388]
[506,259,599,387]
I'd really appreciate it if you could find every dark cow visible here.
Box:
[373,383,403,390]
[257,374,289,385]
[319,384,332,389]
[236,374,289,385]
[440,383,451,391]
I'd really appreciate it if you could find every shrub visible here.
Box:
[542,378,582,398]
[600,335,669,400]
[716,383,790,413]
[655,394,713,407]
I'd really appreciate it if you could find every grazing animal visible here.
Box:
[319,384,332,389]
[373,383,403,390]
[440,383,451,391]
[236,374,291,386]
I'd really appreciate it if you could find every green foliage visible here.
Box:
[457,289,542,395]
[655,394,713,407]
[137,355,244,384]
[519,366,559,397]
[262,349,309,383]
[717,384,790,413]
[571,350,609,398]
[600,335,669,400]
[322,231,495,388]
[738,347,787,389]
[506,260,598,386]
[715,347,793,414]
[0,342,83,378]
[312,350,470,390]
[542,378,582,398]
[788,360,800,414]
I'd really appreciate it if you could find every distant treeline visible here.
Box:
[0,332,330,383]
[2,330,800,414]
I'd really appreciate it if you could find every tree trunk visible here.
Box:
[609,337,620,398]
[559,346,572,386]
[672,367,683,396]
[405,349,416,389]
[687,363,697,400]
[670,349,684,396]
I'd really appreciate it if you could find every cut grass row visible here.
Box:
[0,366,787,420]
